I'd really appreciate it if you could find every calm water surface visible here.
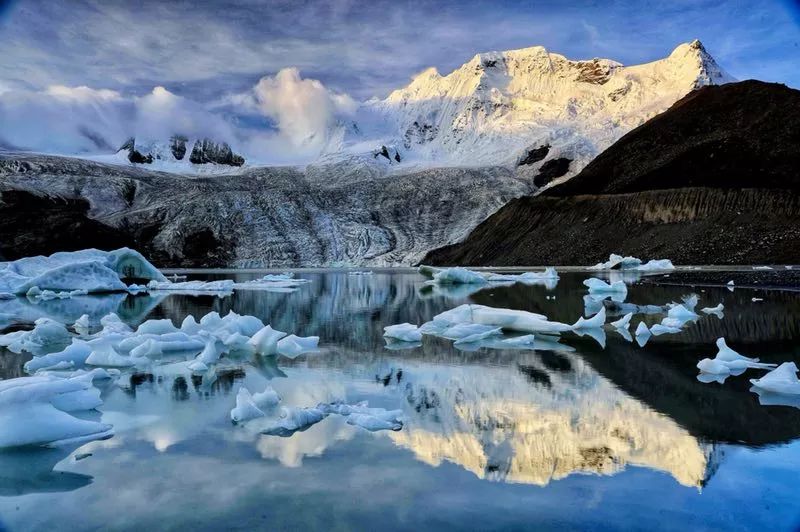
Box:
[1,269,799,531]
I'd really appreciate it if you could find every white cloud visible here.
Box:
[249,68,357,155]
[0,70,362,163]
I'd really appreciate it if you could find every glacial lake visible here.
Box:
[1,269,799,531]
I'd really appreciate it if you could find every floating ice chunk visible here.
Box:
[234,275,311,292]
[25,340,93,373]
[261,407,327,436]
[635,322,651,337]
[417,265,442,279]
[697,338,776,377]
[750,362,800,395]
[276,335,320,358]
[583,278,628,297]
[195,338,224,365]
[752,297,763,302]
[697,358,732,376]
[347,413,403,431]
[248,325,287,355]
[573,308,606,329]
[701,304,724,314]
[73,314,90,336]
[0,318,72,353]
[0,375,113,448]
[136,319,180,336]
[98,313,132,335]
[650,324,682,336]
[637,259,675,271]
[129,339,164,359]
[85,336,144,367]
[486,267,559,283]
[452,326,503,345]
[431,267,488,285]
[588,254,674,271]
[753,266,773,270]
[187,360,208,372]
[431,304,571,335]
[230,387,266,423]
[609,312,633,330]
[252,385,281,409]
[147,280,235,292]
[383,323,423,343]
[180,315,202,335]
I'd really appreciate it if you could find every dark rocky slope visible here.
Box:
[425,80,800,266]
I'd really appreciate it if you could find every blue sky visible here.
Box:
[0,0,798,101]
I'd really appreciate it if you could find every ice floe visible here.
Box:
[0,373,113,448]
[572,308,606,329]
[383,323,423,343]
[750,362,800,395]
[230,385,281,424]
[696,338,777,378]
[0,248,166,295]
[701,303,724,315]
[609,312,633,330]
[583,278,628,298]
[589,254,675,271]
[419,265,559,289]
[275,335,320,358]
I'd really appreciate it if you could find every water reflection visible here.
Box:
[0,270,799,525]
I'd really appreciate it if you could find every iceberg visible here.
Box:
[24,340,93,373]
[609,312,633,330]
[697,338,776,376]
[146,280,235,292]
[276,335,320,358]
[588,254,675,271]
[749,362,800,395]
[248,325,287,355]
[701,303,724,315]
[583,278,628,298]
[0,374,113,448]
[635,322,651,337]
[0,318,72,354]
[0,248,166,295]
[429,304,572,335]
[431,267,488,285]
[230,387,266,423]
[383,323,423,343]
[572,308,606,330]
[650,324,682,336]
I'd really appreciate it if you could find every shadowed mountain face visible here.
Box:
[425,81,800,266]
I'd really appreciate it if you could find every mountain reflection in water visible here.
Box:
[0,269,799,530]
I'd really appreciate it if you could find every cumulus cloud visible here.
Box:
[246,68,357,155]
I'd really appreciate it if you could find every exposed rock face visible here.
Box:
[534,158,571,187]
[0,189,135,261]
[189,139,244,166]
[517,145,550,166]
[0,153,530,267]
[170,135,188,160]
[425,81,800,266]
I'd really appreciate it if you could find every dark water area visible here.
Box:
[0,269,799,531]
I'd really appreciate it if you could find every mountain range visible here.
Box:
[1,40,763,266]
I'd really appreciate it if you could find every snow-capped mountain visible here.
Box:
[361,40,733,180]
